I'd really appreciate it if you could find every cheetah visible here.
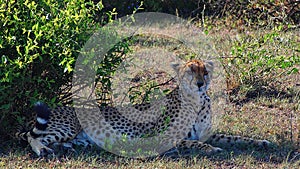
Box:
[16,59,270,157]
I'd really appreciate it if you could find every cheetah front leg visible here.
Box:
[207,134,271,149]
[27,135,54,157]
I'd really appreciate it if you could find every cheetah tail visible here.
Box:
[34,101,51,131]
[15,102,51,140]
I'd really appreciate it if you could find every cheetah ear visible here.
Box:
[204,60,214,73]
[171,63,181,73]
[204,60,214,90]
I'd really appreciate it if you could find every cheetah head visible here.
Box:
[172,59,214,95]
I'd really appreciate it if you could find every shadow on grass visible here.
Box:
[3,137,299,166]
[160,141,299,165]
[229,85,298,106]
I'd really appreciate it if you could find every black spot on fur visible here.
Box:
[59,131,66,137]
[262,141,268,147]
[54,135,59,141]
[187,132,192,138]
[45,138,51,144]
[227,137,231,142]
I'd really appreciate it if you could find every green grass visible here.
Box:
[0,145,299,168]
[1,19,300,168]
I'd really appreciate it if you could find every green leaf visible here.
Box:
[288,68,299,74]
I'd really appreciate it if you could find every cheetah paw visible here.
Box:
[39,147,54,157]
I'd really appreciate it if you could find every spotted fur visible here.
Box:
[16,59,270,157]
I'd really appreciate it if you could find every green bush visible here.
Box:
[224,27,299,99]
[0,0,107,136]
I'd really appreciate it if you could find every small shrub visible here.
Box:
[224,26,299,100]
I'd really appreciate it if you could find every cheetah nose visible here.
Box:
[197,81,204,88]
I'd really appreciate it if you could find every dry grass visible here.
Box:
[1,20,299,168]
